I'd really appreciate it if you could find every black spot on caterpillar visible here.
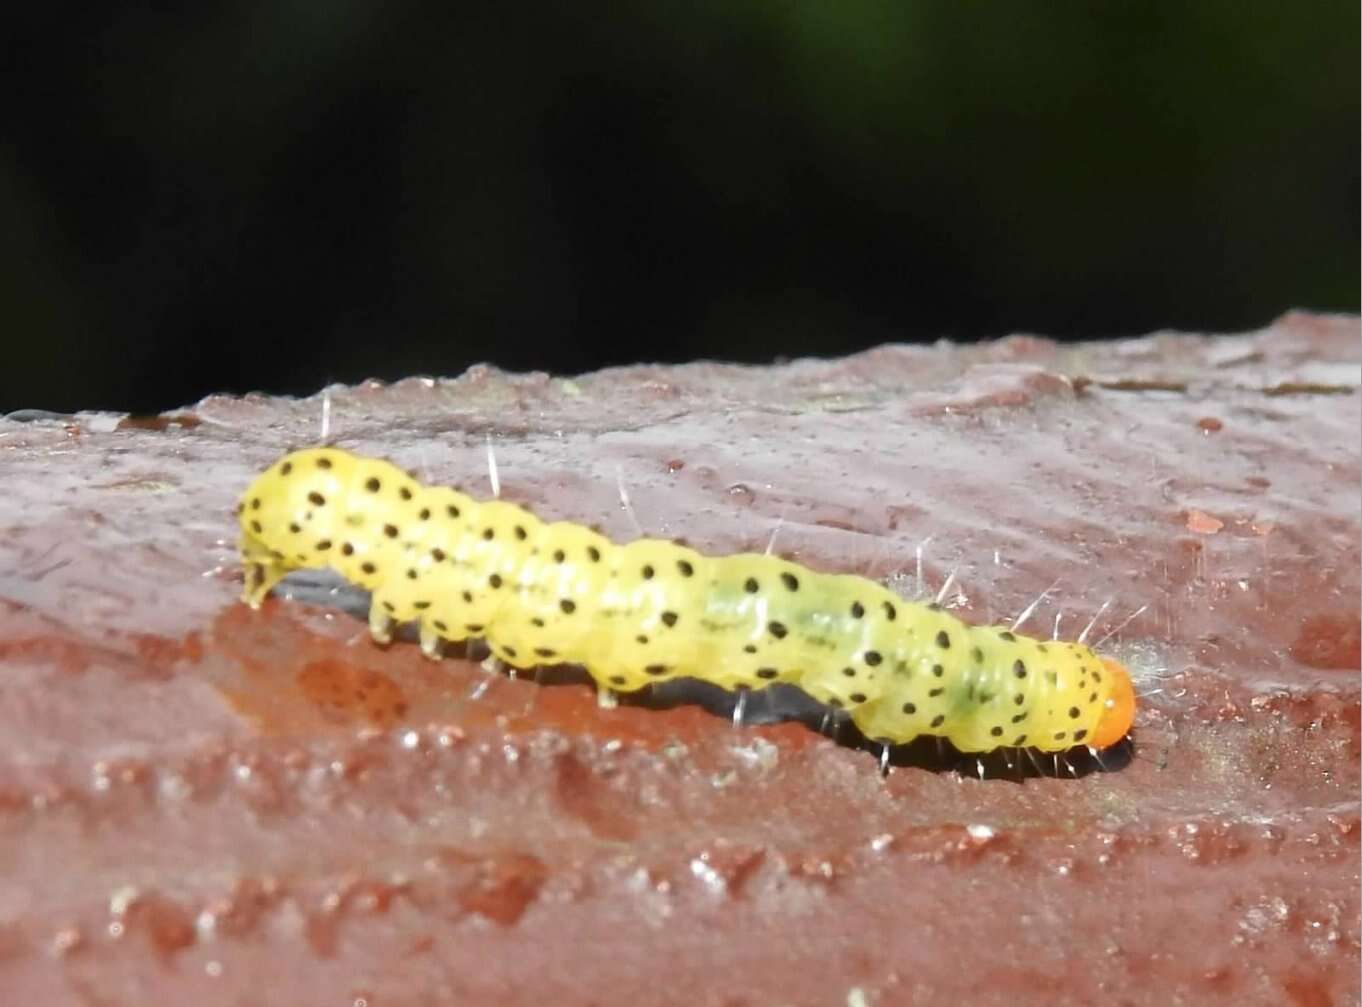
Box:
[238,448,1135,754]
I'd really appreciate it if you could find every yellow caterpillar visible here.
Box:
[238,448,1135,755]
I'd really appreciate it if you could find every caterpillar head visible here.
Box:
[1089,658,1135,748]
[236,450,319,607]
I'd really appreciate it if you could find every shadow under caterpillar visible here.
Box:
[238,448,1136,767]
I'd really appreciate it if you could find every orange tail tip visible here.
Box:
[1090,658,1136,749]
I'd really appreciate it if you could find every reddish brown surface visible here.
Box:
[0,311,1358,1006]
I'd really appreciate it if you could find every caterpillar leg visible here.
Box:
[418,623,445,661]
[368,602,395,645]
[239,538,293,608]
[819,708,848,741]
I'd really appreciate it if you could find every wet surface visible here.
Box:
[0,311,1356,1005]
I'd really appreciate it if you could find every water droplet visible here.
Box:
[726,483,756,505]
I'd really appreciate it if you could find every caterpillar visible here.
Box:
[237,448,1135,756]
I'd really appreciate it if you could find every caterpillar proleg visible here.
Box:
[238,448,1136,754]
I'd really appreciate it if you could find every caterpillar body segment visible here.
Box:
[238,448,1135,754]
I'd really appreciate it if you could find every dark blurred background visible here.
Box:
[4,3,1357,413]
